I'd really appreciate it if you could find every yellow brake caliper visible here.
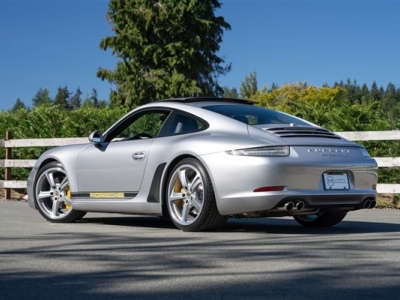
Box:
[174,177,184,208]
[64,186,71,211]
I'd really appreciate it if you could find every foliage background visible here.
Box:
[0,106,128,181]
[1,79,399,186]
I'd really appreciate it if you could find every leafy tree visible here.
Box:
[223,86,238,98]
[53,86,71,109]
[32,88,52,107]
[69,87,82,110]
[240,72,258,98]
[97,0,231,108]
[11,98,27,112]
[252,83,346,111]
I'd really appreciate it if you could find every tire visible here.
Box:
[166,158,227,232]
[34,161,86,223]
[293,210,347,228]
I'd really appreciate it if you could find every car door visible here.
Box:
[75,139,153,197]
[75,109,171,198]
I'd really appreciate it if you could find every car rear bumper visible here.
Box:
[200,149,378,215]
[214,189,376,216]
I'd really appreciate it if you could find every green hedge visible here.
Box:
[1,103,399,183]
[0,106,129,181]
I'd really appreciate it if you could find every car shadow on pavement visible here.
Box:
[223,218,400,234]
[78,215,177,230]
[76,214,400,235]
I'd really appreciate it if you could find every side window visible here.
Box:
[166,113,206,136]
[109,111,170,142]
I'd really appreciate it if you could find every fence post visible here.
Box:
[5,131,12,200]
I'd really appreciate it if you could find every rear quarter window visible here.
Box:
[203,104,310,126]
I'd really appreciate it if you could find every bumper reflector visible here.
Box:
[253,186,285,192]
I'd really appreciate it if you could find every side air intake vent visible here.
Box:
[264,127,341,139]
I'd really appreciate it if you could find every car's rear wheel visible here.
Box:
[293,210,347,227]
[166,158,227,232]
[34,161,86,223]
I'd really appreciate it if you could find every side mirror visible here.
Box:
[88,130,104,145]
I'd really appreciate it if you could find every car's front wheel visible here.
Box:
[293,210,347,227]
[34,161,86,223]
[166,158,227,232]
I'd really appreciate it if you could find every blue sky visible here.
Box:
[1,0,400,111]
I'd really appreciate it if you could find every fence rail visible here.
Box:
[1,131,400,198]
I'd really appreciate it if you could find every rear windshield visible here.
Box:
[203,104,310,126]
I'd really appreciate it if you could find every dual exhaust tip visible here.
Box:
[279,200,305,212]
[279,198,376,212]
[363,199,376,209]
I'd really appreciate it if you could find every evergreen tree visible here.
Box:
[240,72,258,98]
[270,82,279,91]
[82,93,92,107]
[69,87,82,110]
[11,98,27,112]
[379,86,385,100]
[91,88,99,108]
[381,83,399,128]
[371,81,382,101]
[97,0,231,108]
[386,82,396,95]
[344,78,360,104]
[53,86,71,109]
[32,88,52,107]
[395,86,400,103]
[338,80,344,87]
[97,100,108,108]
[223,86,238,98]
[360,83,371,105]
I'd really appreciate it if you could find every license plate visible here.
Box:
[323,173,349,190]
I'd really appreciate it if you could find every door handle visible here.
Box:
[132,151,146,160]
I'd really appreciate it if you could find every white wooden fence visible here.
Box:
[1,131,400,199]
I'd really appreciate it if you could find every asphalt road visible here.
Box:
[1,201,400,300]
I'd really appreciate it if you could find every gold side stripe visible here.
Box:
[89,192,125,198]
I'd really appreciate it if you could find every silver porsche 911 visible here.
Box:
[27,97,378,231]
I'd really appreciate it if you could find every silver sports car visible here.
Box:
[27,97,378,231]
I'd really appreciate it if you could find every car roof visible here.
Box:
[156,97,255,106]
